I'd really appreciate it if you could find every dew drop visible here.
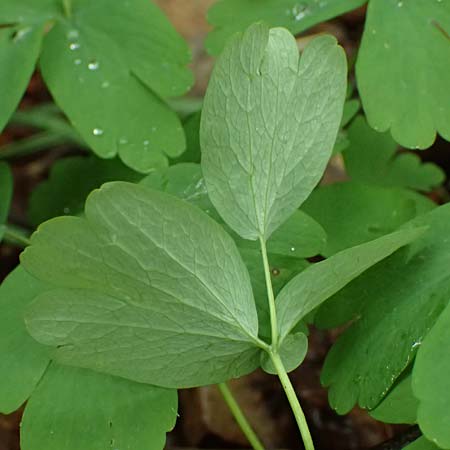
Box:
[69,42,80,51]
[371,28,377,35]
[384,42,391,49]
[291,2,308,21]
[397,0,403,6]
[143,140,150,146]
[67,29,79,40]
[101,80,110,88]
[118,137,128,145]
[151,126,157,132]
[271,268,280,276]
[290,247,296,252]
[88,60,99,71]
[74,58,82,65]
[13,27,32,42]
[92,128,104,136]
[63,207,70,214]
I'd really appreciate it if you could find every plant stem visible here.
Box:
[217,382,265,450]
[269,352,315,450]
[259,238,315,450]
[2,224,31,248]
[62,0,72,18]
[259,237,278,348]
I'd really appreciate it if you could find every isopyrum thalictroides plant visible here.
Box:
[1,2,450,450]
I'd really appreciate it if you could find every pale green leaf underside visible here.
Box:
[344,117,445,191]
[22,182,260,388]
[21,364,177,450]
[206,0,367,55]
[201,23,347,240]
[303,181,435,257]
[357,0,450,149]
[276,226,425,341]
[318,205,450,414]
[0,162,13,242]
[370,374,418,425]
[0,24,44,134]
[261,332,308,375]
[413,301,450,448]
[0,267,50,414]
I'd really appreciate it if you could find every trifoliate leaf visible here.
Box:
[370,373,418,425]
[404,437,442,450]
[0,162,13,241]
[303,182,435,256]
[28,156,143,226]
[356,0,450,149]
[413,301,450,448]
[261,332,308,375]
[318,205,450,414]
[344,117,445,191]
[21,364,177,450]
[276,226,425,342]
[201,23,347,241]
[206,0,367,55]
[0,24,45,133]
[22,182,261,388]
[0,267,50,414]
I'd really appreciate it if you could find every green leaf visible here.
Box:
[28,156,143,226]
[318,205,450,414]
[141,163,327,259]
[0,267,50,414]
[0,24,45,133]
[303,182,435,256]
[413,301,450,448]
[21,364,177,450]
[142,164,318,338]
[22,182,261,388]
[201,24,347,240]
[404,437,442,450]
[0,0,58,24]
[0,162,13,241]
[206,0,367,55]
[275,226,425,342]
[370,373,418,425]
[261,332,308,375]
[40,18,186,173]
[344,116,445,191]
[356,0,450,149]
[71,0,193,98]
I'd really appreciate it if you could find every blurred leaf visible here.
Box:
[0,267,50,414]
[0,24,45,133]
[344,116,445,191]
[0,162,13,241]
[356,0,450,148]
[303,182,435,256]
[201,24,347,240]
[404,437,442,450]
[28,155,143,226]
[22,364,177,450]
[413,301,450,448]
[206,0,367,55]
[318,205,450,414]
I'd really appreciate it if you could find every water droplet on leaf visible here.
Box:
[92,128,104,136]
